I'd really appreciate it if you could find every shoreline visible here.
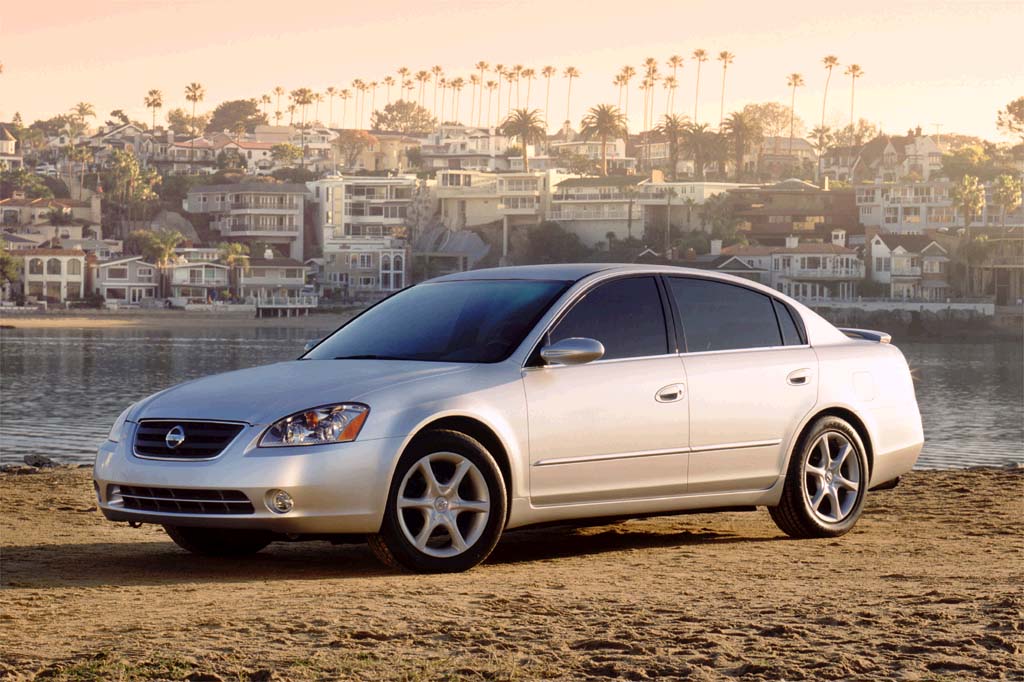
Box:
[0,309,359,330]
[1,466,1021,680]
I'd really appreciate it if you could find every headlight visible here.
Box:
[259,403,369,448]
[107,404,135,443]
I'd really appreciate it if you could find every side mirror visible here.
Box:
[303,339,319,352]
[540,337,605,366]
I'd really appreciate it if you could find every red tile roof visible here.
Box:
[19,248,87,256]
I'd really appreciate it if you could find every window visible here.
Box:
[28,258,43,275]
[46,258,62,275]
[772,299,804,345]
[107,266,128,280]
[551,277,668,360]
[667,277,783,352]
[67,260,82,276]
[359,254,373,268]
[875,257,891,272]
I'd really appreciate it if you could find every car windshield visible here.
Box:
[304,279,569,363]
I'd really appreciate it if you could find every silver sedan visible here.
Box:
[95,264,924,572]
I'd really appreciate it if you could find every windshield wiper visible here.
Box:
[332,354,406,360]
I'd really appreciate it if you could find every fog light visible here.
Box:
[265,489,294,514]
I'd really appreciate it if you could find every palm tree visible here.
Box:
[642,58,659,133]
[357,82,370,129]
[475,61,490,126]
[786,73,805,156]
[821,55,840,129]
[313,92,324,124]
[666,55,684,113]
[350,80,365,127]
[500,108,546,172]
[620,66,636,132]
[325,86,338,126]
[580,104,628,176]
[184,82,205,172]
[396,67,411,99]
[218,241,250,298]
[72,102,96,125]
[260,94,272,119]
[722,111,762,181]
[655,114,688,180]
[273,86,285,118]
[431,65,444,117]
[415,71,431,107]
[563,67,581,124]
[991,174,1022,233]
[521,68,536,109]
[287,104,296,125]
[691,49,708,123]
[144,90,163,130]
[511,65,524,107]
[468,74,480,125]
[681,122,719,180]
[663,76,677,119]
[844,64,864,129]
[450,77,466,123]
[290,87,314,165]
[504,70,516,118]
[486,80,498,127]
[493,64,505,122]
[541,66,557,129]
[383,76,395,104]
[717,51,734,129]
[809,125,834,181]
[951,175,986,294]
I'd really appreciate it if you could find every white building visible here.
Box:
[167,261,230,303]
[20,249,87,302]
[92,256,158,304]
[549,176,646,247]
[855,179,999,233]
[867,233,951,300]
[239,257,308,299]
[0,125,23,169]
[418,125,514,171]
[435,169,570,230]
[185,182,308,260]
[724,234,864,301]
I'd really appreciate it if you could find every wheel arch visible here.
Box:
[791,406,875,479]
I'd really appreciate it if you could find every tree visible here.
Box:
[335,130,378,169]
[809,125,835,179]
[722,111,762,181]
[580,104,627,176]
[129,228,184,266]
[834,118,878,147]
[273,86,286,124]
[1,167,54,200]
[996,96,1024,142]
[786,74,805,155]
[501,109,546,172]
[554,149,597,175]
[206,99,268,134]
[185,82,205,172]
[952,174,985,236]
[655,114,688,180]
[103,150,160,225]
[691,49,708,122]
[166,108,208,136]
[46,207,73,226]
[523,221,590,264]
[820,55,840,128]
[0,247,21,297]
[218,241,249,297]
[271,143,302,167]
[990,174,1022,230]
[72,102,96,127]
[666,55,684,114]
[681,122,722,180]
[370,100,437,134]
[106,109,130,127]
[290,88,315,165]
[619,66,636,131]
[144,89,163,130]
[742,102,801,139]
[717,51,734,129]
[563,67,580,124]
[844,64,864,129]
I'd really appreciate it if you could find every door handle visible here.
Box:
[655,383,686,402]
[787,369,812,386]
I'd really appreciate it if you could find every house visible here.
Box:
[167,261,230,303]
[435,169,568,231]
[854,179,1001,233]
[92,256,159,304]
[185,182,308,260]
[724,235,864,300]
[867,233,951,300]
[218,140,277,175]
[418,125,513,171]
[726,180,857,245]
[0,125,23,169]
[412,226,491,281]
[20,249,87,302]
[550,175,646,247]
[545,133,635,173]
[307,175,418,296]
[757,137,816,179]
[0,193,103,229]
[636,178,751,233]
[822,130,943,183]
[238,257,308,300]
[60,238,123,260]
[2,232,47,251]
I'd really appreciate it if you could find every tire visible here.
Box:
[769,416,869,539]
[163,525,273,556]
[368,429,507,573]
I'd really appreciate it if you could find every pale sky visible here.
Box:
[1,0,1021,139]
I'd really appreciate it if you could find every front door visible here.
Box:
[665,276,818,493]
[523,276,689,506]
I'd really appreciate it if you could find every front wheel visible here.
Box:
[163,525,273,556]
[769,416,869,538]
[368,430,507,573]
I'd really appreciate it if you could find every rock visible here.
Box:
[23,455,58,468]
[186,674,224,682]
[249,671,279,682]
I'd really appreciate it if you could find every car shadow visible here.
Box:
[2,523,783,588]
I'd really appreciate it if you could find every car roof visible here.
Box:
[429,263,769,283]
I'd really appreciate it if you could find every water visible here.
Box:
[1,327,1021,470]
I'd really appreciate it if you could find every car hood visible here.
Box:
[132,359,472,425]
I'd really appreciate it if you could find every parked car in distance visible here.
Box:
[95,264,924,572]
[34,164,58,177]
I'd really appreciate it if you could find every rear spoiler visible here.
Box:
[839,328,892,344]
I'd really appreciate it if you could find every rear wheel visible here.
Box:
[369,430,507,573]
[163,525,273,556]
[769,416,869,538]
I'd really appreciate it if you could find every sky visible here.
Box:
[1,0,1022,140]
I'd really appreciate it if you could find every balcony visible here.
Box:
[549,207,630,221]
[217,219,299,235]
[892,267,922,277]
[230,200,299,210]
[779,266,865,280]
[553,192,631,202]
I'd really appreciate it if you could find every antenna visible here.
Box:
[931,123,943,147]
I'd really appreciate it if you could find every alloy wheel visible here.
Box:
[803,431,862,524]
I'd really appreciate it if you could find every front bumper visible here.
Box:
[94,423,405,534]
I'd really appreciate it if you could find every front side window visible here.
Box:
[306,279,568,363]
[667,277,783,353]
[550,277,668,360]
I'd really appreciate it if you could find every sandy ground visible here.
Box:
[0,467,1021,681]
[0,310,356,330]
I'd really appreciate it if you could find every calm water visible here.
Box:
[0,327,1021,470]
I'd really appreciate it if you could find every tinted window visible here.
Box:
[667,277,783,352]
[306,280,567,363]
[550,277,668,360]
[773,299,804,346]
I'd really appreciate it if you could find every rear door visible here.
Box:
[665,276,817,493]
[522,276,689,506]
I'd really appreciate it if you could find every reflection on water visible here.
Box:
[0,327,1021,470]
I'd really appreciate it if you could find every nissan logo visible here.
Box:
[165,425,186,449]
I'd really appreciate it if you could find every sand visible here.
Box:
[0,466,1021,681]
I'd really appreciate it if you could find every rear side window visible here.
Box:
[667,277,783,352]
[772,299,805,346]
[551,276,668,360]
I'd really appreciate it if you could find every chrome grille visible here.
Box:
[134,420,245,460]
[112,485,255,515]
